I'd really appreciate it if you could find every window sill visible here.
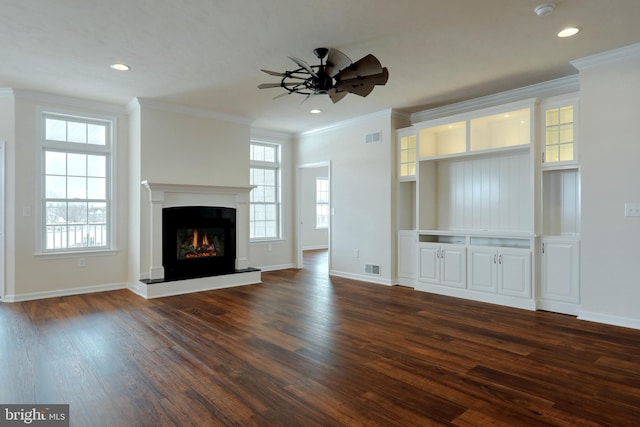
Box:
[250,239,285,245]
[35,249,119,259]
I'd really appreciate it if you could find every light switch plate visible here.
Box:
[624,203,640,217]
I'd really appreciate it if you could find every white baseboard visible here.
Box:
[329,270,394,286]
[258,263,296,272]
[302,245,328,251]
[578,310,640,330]
[3,282,128,302]
[413,281,537,311]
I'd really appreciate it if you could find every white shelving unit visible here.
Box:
[396,92,581,313]
[538,94,581,315]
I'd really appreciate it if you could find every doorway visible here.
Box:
[296,162,330,274]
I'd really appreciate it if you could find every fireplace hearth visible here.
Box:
[163,206,236,281]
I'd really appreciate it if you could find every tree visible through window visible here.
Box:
[250,142,280,240]
[41,113,112,252]
[316,177,329,229]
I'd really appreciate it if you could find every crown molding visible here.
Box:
[10,88,127,114]
[571,42,640,71]
[250,127,293,143]
[410,75,579,124]
[298,108,393,137]
[132,97,254,126]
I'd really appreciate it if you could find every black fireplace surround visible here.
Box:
[162,206,236,281]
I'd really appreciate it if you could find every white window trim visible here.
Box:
[250,141,282,242]
[36,107,117,255]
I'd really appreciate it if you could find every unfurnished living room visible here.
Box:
[2,1,640,426]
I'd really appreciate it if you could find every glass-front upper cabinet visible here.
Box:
[416,101,534,160]
[398,129,417,180]
[418,121,466,158]
[470,108,530,151]
[541,95,578,167]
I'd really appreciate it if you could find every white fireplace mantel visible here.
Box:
[141,180,255,282]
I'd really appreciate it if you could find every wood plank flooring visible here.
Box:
[2,249,640,426]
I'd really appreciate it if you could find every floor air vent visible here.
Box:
[365,263,381,276]
[365,131,381,144]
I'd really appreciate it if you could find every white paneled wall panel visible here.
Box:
[436,152,531,232]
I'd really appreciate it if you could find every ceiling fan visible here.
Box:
[258,47,389,103]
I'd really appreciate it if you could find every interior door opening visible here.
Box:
[297,162,330,274]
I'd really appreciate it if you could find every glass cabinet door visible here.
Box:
[543,103,576,165]
[399,133,417,179]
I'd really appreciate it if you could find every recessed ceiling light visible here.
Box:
[110,63,130,71]
[310,109,322,114]
[557,27,580,38]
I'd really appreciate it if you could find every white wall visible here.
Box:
[295,111,395,284]
[132,99,252,280]
[5,91,130,299]
[301,166,329,250]
[575,46,640,328]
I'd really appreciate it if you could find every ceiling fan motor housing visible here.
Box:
[313,47,329,59]
[259,47,389,103]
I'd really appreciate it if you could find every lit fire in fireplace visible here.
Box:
[178,229,218,259]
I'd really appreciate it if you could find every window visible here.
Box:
[250,142,280,240]
[316,177,329,229]
[41,112,113,252]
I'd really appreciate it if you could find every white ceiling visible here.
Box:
[2,0,640,134]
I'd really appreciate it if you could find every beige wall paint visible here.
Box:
[296,111,395,284]
[9,92,129,297]
[578,52,640,326]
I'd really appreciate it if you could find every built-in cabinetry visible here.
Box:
[397,230,417,281]
[396,94,581,314]
[538,94,580,315]
[468,238,531,299]
[417,235,466,288]
[398,129,417,180]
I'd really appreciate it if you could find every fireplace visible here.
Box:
[162,206,236,281]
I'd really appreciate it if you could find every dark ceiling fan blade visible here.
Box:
[336,54,383,80]
[344,83,375,97]
[328,88,348,103]
[340,67,389,87]
[325,48,352,77]
[258,82,299,89]
[288,56,318,78]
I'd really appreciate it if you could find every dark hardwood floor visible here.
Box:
[2,249,640,426]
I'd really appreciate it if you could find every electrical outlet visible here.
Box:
[624,203,640,217]
[353,249,359,258]
[78,257,86,268]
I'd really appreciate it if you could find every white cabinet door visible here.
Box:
[398,232,417,279]
[469,247,498,293]
[441,245,466,288]
[418,243,466,288]
[418,244,439,283]
[469,246,531,298]
[541,239,580,304]
[498,248,531,298]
